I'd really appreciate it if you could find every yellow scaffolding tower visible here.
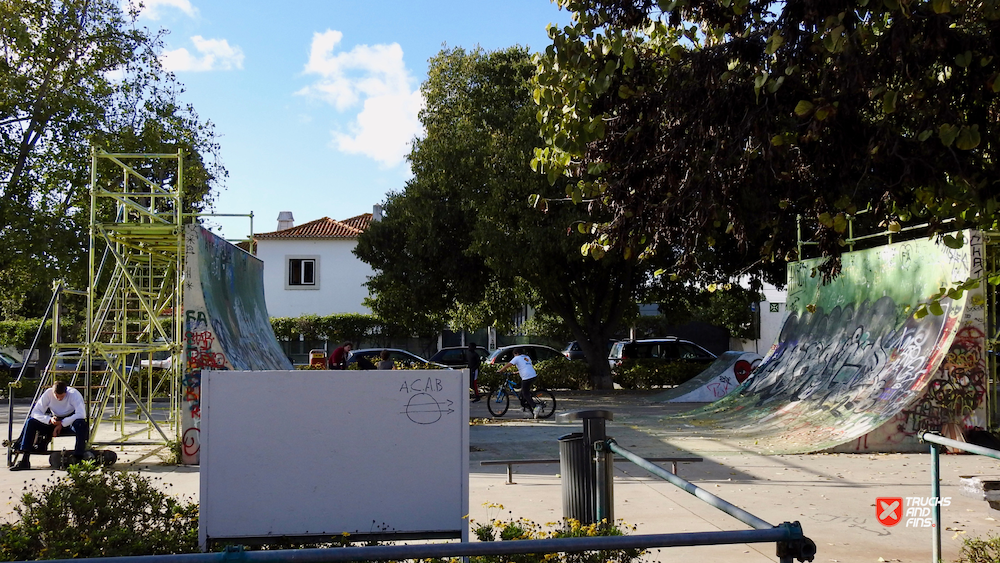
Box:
[57,147,188,459]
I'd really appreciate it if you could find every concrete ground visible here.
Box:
[2,391,999,562]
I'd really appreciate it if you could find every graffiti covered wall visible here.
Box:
[182,225,293,464]
[833,232,987,452]
[653,351,763,403]
[677,232,978,454]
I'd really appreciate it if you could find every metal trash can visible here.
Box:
[559,432,595,523]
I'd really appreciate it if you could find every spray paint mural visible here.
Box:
[182,225,293,463]
[833,232,987,452]
[652,351,763,403]
[675,232,979,454]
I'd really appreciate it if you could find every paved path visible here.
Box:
[3,391,999,562]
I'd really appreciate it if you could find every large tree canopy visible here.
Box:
[356,46,648,388]
[0,0,223,318]
[533,0,1000,282]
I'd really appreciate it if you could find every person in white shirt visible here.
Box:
[12,381,89,471]
[498,348,539,417]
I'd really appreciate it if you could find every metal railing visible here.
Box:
[554,409,816,562]
[7,528,813,563]
[919,431,1000,563]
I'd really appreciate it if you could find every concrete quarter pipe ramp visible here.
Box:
[673,233,979,454]
[182,225,293,463]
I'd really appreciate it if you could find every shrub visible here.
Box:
[535,359,591,390]
[471,505,644,563]
[961,534,1000,563]
[477,363,504,390]
[0,319,53,350]
[612,359,713,390]
[0,463,199,559]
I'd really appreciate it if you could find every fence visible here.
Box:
[918,431,1000,563]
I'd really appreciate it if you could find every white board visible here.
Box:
[199,370,469,548]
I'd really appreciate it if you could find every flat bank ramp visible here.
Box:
[652,351,763,403]
[666,233,977,454]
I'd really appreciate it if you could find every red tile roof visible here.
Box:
[255,213,372,240]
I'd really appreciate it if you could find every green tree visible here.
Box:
[356,46,647,388]
[0,0,223,319]
[533,0,1000,282]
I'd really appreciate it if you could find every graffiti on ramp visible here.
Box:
[672,233,975,454]
[182,225,293,463]
[653,351,763,403]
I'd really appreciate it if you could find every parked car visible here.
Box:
[607,338,716,368]
[485,344,566,365]
[347,348,451,370]
[139,351,173,371]
[52,351,108,374]
[428,346,489,368]
[0,351,34,379]
[562,340,618,361]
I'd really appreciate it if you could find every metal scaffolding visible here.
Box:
[49,148,188,460]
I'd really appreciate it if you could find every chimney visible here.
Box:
[277,211,294,231]
[373,204,383,222]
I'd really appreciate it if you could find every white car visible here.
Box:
[139,350,173,370]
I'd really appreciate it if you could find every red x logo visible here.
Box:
[876,497,903,526]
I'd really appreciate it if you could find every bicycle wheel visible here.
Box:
[486,387,510,417]
[531,388,557,419]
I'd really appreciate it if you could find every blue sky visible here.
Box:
[133,0,574,240]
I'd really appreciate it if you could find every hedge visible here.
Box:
[612,359,714,389]
[0,319,52,350]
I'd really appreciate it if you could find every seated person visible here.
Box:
[11,381,88,471]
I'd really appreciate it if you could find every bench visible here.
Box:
[480,456,703,484]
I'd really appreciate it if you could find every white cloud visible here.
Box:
[298,29,423,168]
[161,36,245,72]
[129,0,197,20]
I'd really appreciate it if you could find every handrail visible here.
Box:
[918,431,1000,563]
[608,440,774,531]
[480,455,702,483]
[6,282,62,466]
[4,526,805,563]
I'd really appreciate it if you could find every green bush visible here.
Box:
[471,506,644,563]
[478,359,590,391]
[612,359,713,390]
[535,358,591,390]
[270,314,381,343]
[0,463,198,559]
[0,319,53,350]
[962,535,1000,563]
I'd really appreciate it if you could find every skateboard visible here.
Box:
[48,449,117,469]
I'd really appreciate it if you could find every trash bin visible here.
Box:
[560,432,596,523]
[558,409,615,525]
[309,349,327,368]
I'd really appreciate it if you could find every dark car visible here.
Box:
[0,351,34,379]
[485,344,566,365]
[347,348,451,370]
[562,340,618,361]
[607,338,716,368]
[428,346,489,368]
[52,350,109,374]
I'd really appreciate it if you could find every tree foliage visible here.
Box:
[533,0,1000,282]
[356,46,648,388]
[0,0,223,319]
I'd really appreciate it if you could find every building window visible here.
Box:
[286,256,319,289]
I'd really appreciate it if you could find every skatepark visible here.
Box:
[3,392,999,562]
[5,160,1000,561]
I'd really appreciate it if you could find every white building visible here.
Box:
[254,211,375,318]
